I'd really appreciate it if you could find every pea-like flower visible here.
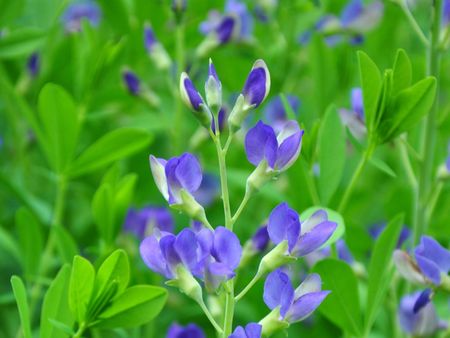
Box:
[122,70,141,95]
[61,1,102,33]
[260,269,330,336]
[229,323,262,338]
[398,290,447,336]
[393,236,450,288]
[167,323,205,338]
[245,120,304,172]
[263,95,300,133]
[339,87,367,140]
[123,206,174,239]
[144,24,171,70]
[192,173,220,207]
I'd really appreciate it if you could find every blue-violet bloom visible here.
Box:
[339,87,366,140]
[167,323,205,338]
[122,70,141,95]
[264,95,300,133]
[61,1,101,33]
[124,206,174,239]
[229,323,262,338]
[27,53,40,77]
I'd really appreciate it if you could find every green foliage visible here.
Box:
[69,256,95,323]
[11,276,32,338]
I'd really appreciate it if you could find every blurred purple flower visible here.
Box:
[369,222,411,248]
[171,0,187,16]
[444,0,450,26]
[263,95,300,133]
[398,290,447,336]
[245,120,304,172]
[192,173,220,207]
[124,206,174,239]
[167,323,205,338]
[61,1,101,33]
[252,225,270,253]
[394,236,450,286]
[267,203,337,257]
[263,269,330,323]
[339,87,367,140]
[144,24,158,53]
[306,239,354,266]
[122,70,140,95]
[27,53,40,77]
[229,323,262,338]
[149,153,203,205]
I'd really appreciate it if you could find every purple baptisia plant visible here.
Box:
[167,323,205,338]
[229,323,262,338]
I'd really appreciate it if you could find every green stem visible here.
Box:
[338,149,371,214]
[197,299,223,334]
[222,283,235,338]
[413,0,442,245]
[426,181,443,223]
[213,136,232,229]
[72,322,86,338]
[398,139,418,188]
[301,160,320,205]
[235,271,262,302]
[231,189,251,226]
[173,21,185,153]
[399,0,430,47]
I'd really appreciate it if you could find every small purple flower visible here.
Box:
[263,269,330,324]
[252,225,270,253]
[267,204,337,257]
[211,107,227,134]
[124,206,174,239]
[167,323,205,338]
[444,0,450,26]
[242,60,270,108]
[61,1,101,33]
[398,290,447,336]
[192,173,220,207]
[340,0,384,33]
[144,24,157,53]
[122,70,140,95]
[180,73,204,112]
[225,0,253,39]
[394,236,450,286]
[339,87,367,140]
[245,120,304,172]
[149,153,203,205]
[263,95,300,133]
[229,323,262,338]
[171,0,187,15]
[27,53,40,77]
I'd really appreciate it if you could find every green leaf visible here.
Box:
[92,183,114,243]
[11,276,32,338]
[357,51,382,133]
[53,226,78,264]
[368,156,397,178]
[279,94,297,120]
[94,250,130,300]
[95,285,167,328]
[0,27,46,59]
[112,174,137,239]
[381,77,437,143]
[365,214,404,331]
[300,207,345,248]
[392,49,412,94]
[0,226,21,263]
[0,0,25,24]
[318,105,346,205]
[16,208,43,278]
[312,259,362,336]
[69,256,95,322]
[40,265,74,338]
[68,128,152,178]
[47,319,75,336]
[38,83,79,173]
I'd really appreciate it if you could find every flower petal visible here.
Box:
[294,273,322,299]
[175,153,203,194]
[245,323,262,338]
[245,121,278,168]
[180,72,204,111]
[275,128,303,170]
[267,202,300,251]
[301,210,328,234]
[415,236,450,272]
[293,221,337,257]
[286,291,330,323]
[139,236,171,278]
[393,250,427,285]
[242,59,270,107]
[174,228,199,272]
[149,155,169,201]
[263,268,294,311]
[212,226,242,270]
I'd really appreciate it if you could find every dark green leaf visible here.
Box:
[95,285,167,328]
[11,276,32,338]
[312,259,362,336]
[68,128,152,178]
[38,83,79,173]
[365,214,404,331]
[318,105,346,205]
[69,256,95,322]
[40,265,74,338]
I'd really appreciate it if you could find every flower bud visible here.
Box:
[246,161,276,193]
[258,241,295,275]
[205,59,222,111]
[27,53,40,77]
[122,69,140,95]
[144,24,171,70]
[180,72,212,128]
[167,266,203,303]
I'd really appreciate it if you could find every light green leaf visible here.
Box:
[38,83,79,173]
[95,285,167,329]
[112,174,137,239]
[92,183,114,243]
[68,128,152,178]
[53,226,78,264]
[0,27,46,59]
[300,207,345,248]
[312,259,363,336]
[318,105,346,205]
[365,214,404,331]
[69,256,95,322]
[368,156,396,178]
[392,49,412,94]
[357,51,382,133]
[94,250,130,300]
[16,208,43,278]
[11,276,32,338]
[40,265,74,338]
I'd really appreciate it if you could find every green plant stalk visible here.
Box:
[413,0,442,245]
[399,0,430,47]
[231,189,251,226]
[174,21,186,153]
[72,322,86,338]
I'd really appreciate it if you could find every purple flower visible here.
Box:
[267,204,337,257]
[444,0,450,26]
[144,23,171,70]
[61,1,101,33]
[149,153,202,205]
[340,0,384,33]
[123,206,174,239]
[211,107,227,134]
[225,0,253,39]
[167,323,205,338]
[263,95,300,133]
[122,70,140,95]
[263,269,330,324]
[205,59,222,110]
[252,225,270,253]
[171,0,187,15]
[229,323,262,338]
[339,87,367,140]
[394,236,450,286]
[369,222,411,248]
[245,120,304,172]
[192,173,220,207]
[27,53,40,77]
[242,60,270,108]
[144,24,158,53]
[398,291,446,336]
[306,239,354,267]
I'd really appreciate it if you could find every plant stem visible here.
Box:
[197,299,223,334]
[413,0,442,245]
[338,149,371,214]
[235,271,262,302]
[213,136,232,229]
[173,21,185,153]
[398,138,418,188]
[222,283,235,338]
[231,189,251,226]
[72,322,86,338]
[399,0,430,47]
